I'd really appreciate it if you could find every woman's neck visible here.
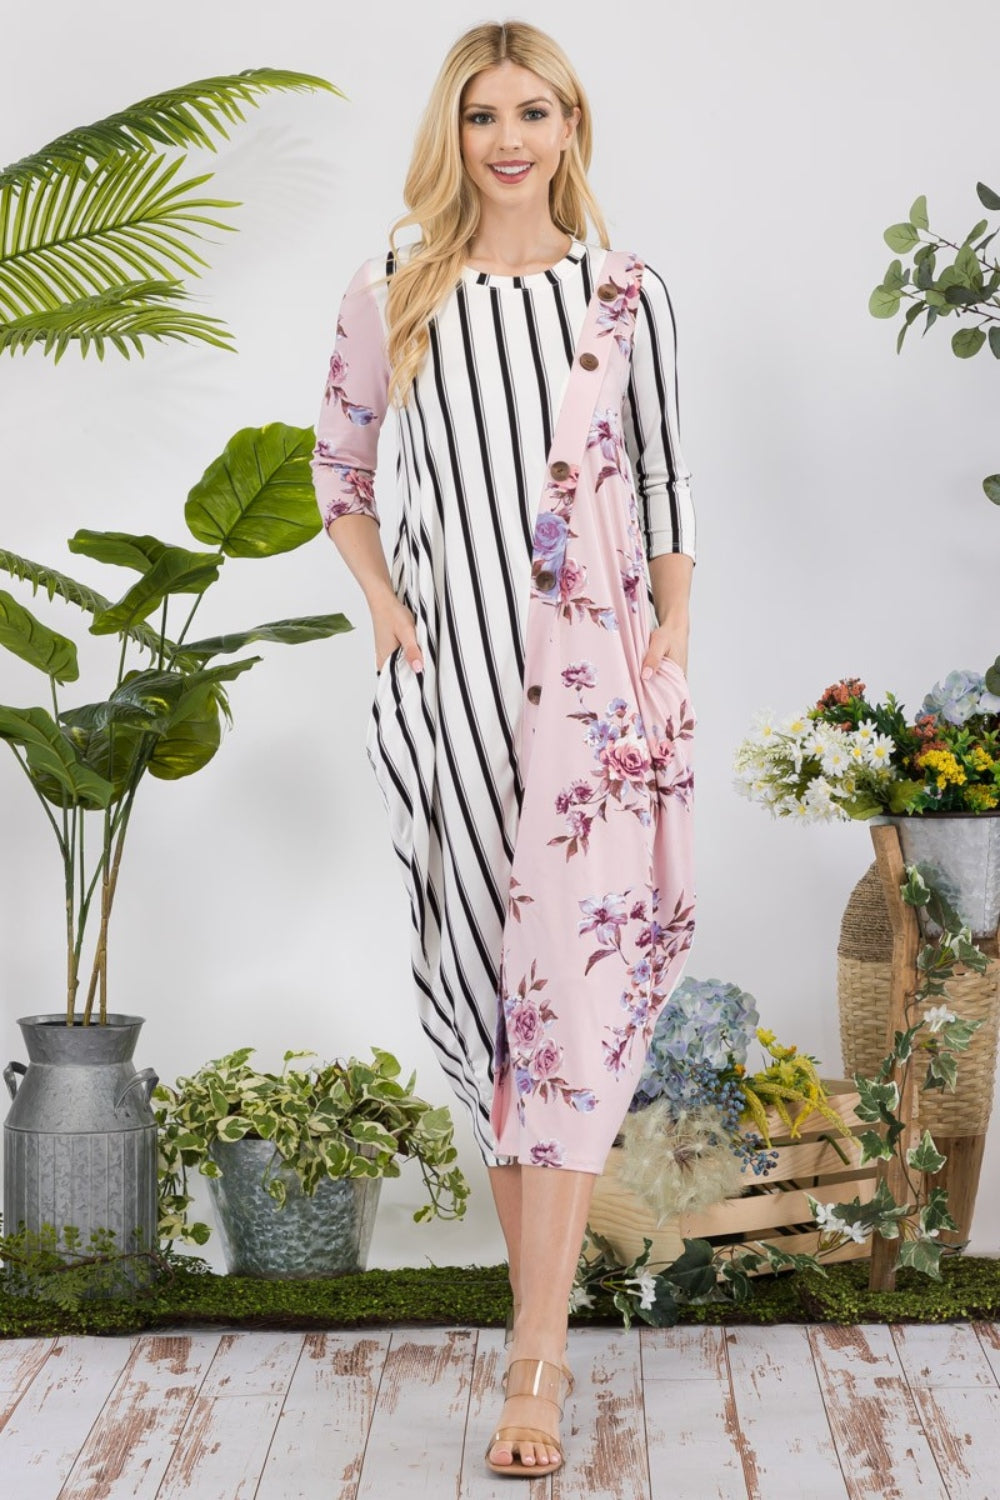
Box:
[463,213,573,276]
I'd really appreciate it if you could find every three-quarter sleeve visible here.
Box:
[623,262,696,565]
[310,259,390,535]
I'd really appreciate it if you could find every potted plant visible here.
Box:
[733,670,1000,937]
[1,421,350,1269]
[153,1046,470,1277]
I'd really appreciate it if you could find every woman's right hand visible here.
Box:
[372,593,423,674]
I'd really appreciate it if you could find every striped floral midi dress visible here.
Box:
[310,239,697,1174]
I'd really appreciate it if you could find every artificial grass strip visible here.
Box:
[1,1256,999,1339]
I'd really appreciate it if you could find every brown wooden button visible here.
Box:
[527,684,542,705]
[534,569,556,592]
[549,460,570,481]
[579,352,599,371]
[597,282,617,302]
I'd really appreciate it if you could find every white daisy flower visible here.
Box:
[866,732,895,767]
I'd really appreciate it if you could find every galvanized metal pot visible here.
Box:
[870,811,1000,939]
[206,1137,382,1278]
[3,1013,159,1283]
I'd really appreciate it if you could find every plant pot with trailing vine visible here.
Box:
[153,1046,470,1277]
[1,421,350,1276]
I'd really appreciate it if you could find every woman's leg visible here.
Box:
[487,1165,597,1469]
[487,1163,523,1315]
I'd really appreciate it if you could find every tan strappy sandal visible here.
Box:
[484,1356,575,1477]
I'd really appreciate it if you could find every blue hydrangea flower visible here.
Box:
[921,669,1000,726]
[631,976,760,1115]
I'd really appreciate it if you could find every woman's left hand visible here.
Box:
[640,620,689,680]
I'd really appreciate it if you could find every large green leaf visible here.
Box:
[90,547,222,636]
[148,684,222,780]
[0,590,78,682]
[181,612,353,659]
[185,424,322,558]
[0,705,114,808]
[0,548,172,655]
[68,530,174,574]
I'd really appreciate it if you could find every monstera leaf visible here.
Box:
[185,423,321,558]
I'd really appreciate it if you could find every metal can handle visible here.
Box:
[114,1067,159,1113]
[4,1061,26,1101]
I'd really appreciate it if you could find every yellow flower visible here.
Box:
[920,748,967,787]
[756,1027,776,1047]
[966,784,1000,811]
[968,746,994,772]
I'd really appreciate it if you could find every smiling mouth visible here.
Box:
[489,162,533,179]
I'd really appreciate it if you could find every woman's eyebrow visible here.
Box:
[463,96,553,110]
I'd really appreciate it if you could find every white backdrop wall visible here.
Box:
[2,1,998,1270]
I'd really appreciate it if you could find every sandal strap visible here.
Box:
[500,1357,574,1413]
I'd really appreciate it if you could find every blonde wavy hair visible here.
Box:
[383,20,610,408]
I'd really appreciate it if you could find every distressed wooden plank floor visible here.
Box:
[1,1322,998,1499]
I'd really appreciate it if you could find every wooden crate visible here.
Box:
[588,1078,878,1277]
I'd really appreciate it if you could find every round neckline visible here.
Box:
[460,238,589,288]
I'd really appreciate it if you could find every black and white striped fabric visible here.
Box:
[314,239,696,1166]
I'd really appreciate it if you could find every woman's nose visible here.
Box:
[497,117,523,149]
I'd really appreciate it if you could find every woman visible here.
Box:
[311,19,696,1478]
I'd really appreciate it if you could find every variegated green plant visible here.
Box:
[0,422,351,1023]
[153,1046,470,1246]
[1,68,343,360]
[870,182,1000,506]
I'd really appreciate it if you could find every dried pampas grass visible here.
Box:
[617,1098,748,1224]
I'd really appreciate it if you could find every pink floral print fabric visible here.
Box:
[489,252,697,1173]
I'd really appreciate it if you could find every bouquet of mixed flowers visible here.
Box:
[620,977,853,1222]
[733,669,1000,824]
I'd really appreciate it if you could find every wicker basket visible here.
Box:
[837,861,1000,1136]
[588,1078,877,1277]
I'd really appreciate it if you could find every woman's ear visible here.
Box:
[562,105,582,150]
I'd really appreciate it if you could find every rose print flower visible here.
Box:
[579,892,629,944]
[569,780,592,803]
[558,558,587,601]
[607,696,629,717]
[599,735,651,783]
[529,1140,566,1167]
[324,350,346,397]
[586,719,612,751]
[569,1089,597,1112]
[509,1001,541,1050]
[562,661,597,689]
[533,511,568,559]
[530,1038,563,1080]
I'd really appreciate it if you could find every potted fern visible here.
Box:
[154,1046,470,1277]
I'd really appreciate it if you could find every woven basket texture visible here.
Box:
[837,861,1000,1136]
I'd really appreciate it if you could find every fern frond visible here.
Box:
[0,549,171,655]
[1,69,345,191]
[0,279,235,361]
[0,155,240,320]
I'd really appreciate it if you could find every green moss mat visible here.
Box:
[2,1255,999,1338]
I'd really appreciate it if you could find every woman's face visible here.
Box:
[459,61,580,211]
